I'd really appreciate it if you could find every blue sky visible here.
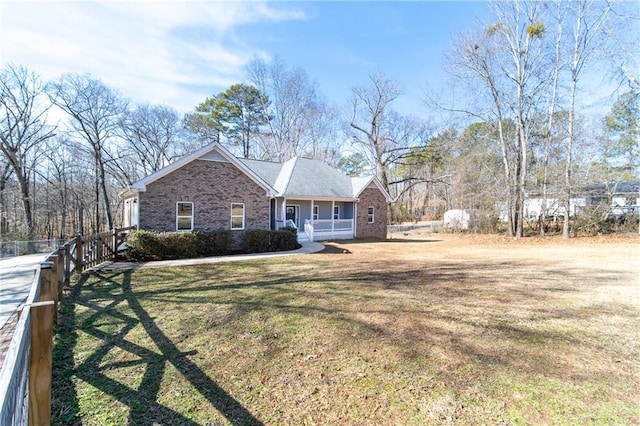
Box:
[2,1,490,117]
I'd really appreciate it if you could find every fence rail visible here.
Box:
[0,226,135,425]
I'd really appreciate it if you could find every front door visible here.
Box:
[285,205,299,229]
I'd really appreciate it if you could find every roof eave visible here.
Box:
[118,187,142,200]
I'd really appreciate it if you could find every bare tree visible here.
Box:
[301,102,343,165]
[348,72,402,192]
[536,0,565,236]
[446,1,549,238]
[0,64,55,241]
[120,103,183,180]
[247,56,339,162]
[48,74,127,232]
[0,156,13,237]
[561,0,613,238]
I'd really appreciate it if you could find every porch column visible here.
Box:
[282,198,287,227]
[331,200,335,234]
[134,195,140,229]
[310,200,314,223]
[354,202,358,238]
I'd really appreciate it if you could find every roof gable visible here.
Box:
[352,175,394,202]
[282,157,354,198]
[126,143,276,196]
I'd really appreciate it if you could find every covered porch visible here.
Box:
[273,198,355,241]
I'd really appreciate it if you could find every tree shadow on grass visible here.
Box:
[52,270,263,425]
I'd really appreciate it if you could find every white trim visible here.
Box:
[354,202,358,237]
[312,204,319,221]
[176,201,194,231]
[276,195,355,202]
[333,205,340,220]
[230,203,245,230]
[367,206,375,223]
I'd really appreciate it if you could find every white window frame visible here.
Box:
[176,202,194,231]
[313,205,319,221]
[333,205,340,220]
[367,206,375,224]
[231,203,245,230]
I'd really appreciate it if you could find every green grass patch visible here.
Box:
[51,239,640,425]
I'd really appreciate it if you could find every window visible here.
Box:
[176,202,194,231]
[367,207,375,224]
[333,205,340,220]
[313,205,319,221]
[231,203,245,230]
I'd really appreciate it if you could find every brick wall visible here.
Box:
[356,186,388,238]
[139,159,270,234]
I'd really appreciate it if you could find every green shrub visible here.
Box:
[244,229,298,253]
[126,230,162,261]
[244,230,272,253]
[271,229,297,251]
[280,226,298,235]
[126,228,297,260]
[196,230,233,256]
[126,230,198,260]
[158,232,199,259]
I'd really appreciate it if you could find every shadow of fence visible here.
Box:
[52,270,263,425]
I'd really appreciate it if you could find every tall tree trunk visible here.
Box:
[563,80,577,239]
[98,156,113,230]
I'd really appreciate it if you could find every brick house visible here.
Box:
[119,143,392,241]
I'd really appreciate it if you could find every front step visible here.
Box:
[297,233,310,242]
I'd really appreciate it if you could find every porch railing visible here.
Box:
[275,219,297,230]
[304,219,354,241]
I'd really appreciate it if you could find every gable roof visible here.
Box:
[121,142,392,202]
[284,157,355,198]
[352,176,395,202]
[119,143,277,198]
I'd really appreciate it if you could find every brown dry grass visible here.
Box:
[52,232,640,425]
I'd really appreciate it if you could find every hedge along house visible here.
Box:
[119,142,393,242]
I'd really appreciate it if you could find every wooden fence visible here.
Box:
[0,226,136,425]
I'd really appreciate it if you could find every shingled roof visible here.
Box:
[122,143,392,202]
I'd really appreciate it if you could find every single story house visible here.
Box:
[515,180,640,221]
[119,142,393,242]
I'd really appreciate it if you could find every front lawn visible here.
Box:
[52,234,640,425]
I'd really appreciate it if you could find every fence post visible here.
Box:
[57,246,64,300]
[97,236,103,263]
[75,234,82,273]
[64,243,71,286]
[48,256,59,324]
[28,262,55,426]
[112,229,118,258]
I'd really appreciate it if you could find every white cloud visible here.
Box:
[0,1,306,112]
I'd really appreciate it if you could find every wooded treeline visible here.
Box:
[1,0,637,241]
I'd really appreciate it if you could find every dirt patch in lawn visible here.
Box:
[52,232,640,425]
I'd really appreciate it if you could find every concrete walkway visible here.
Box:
[0,254,48,329]
[93,240,326,272]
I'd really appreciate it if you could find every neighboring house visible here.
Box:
[119,143,393,242]
[504,180,640,221]
[582,181,639,218]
